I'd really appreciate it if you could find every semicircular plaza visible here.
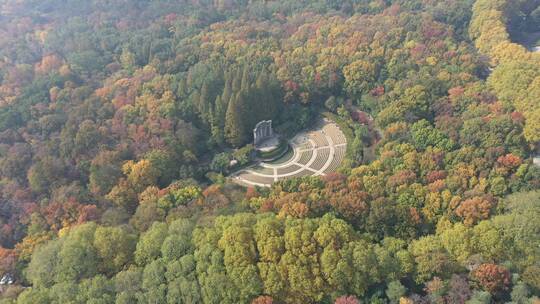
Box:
[231,118,347,187]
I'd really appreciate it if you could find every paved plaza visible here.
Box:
[231,118,347,187]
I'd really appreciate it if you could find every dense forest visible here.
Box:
[0,0,539,303]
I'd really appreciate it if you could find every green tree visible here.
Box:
[218,216,263,303]
[409,236,455,283]
[161,219,194,262]
[89,150,123,196]
[26,240,62,287]
[211,152,231,173]
[225,93,247,147]
[211,95,225,145]
[466,291,491,304]
[386,280,407,304]
[510,282,530,304]
[166,257,202,304]
[114,267,143,301]
[411,119,454,151]
[15,288,50,304]
[142,259,167,304]
[94,226,137,274]
[145,149,177,187]
[56,223,99,283]
[198,82,213,124]
[135,222,168,266]
[76,275,115,304]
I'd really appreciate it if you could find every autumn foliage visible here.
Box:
[472,263,511,294]
[0,0,538,302]
[335,295,361,304]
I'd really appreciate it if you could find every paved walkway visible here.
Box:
[231,118,347,187]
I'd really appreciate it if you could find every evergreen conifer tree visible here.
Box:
[225,93,247,147]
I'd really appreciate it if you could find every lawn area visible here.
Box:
[266,146,294,165]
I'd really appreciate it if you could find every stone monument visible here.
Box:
[253,120,274,146]
[253,120,280,152]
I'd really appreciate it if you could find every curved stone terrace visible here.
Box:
[230,118,347,187]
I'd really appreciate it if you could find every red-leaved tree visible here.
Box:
[335,295,360,304]
[251,295,273,304]
[473,263,511,294]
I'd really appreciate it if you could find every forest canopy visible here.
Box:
[0,0,539,303]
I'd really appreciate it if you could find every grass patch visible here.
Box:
[266,146,294,165]
[257,140,289,160]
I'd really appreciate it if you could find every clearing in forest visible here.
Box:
[230,118,347,187]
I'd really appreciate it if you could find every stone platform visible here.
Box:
[231,118,347,187]
[256,136,280,152]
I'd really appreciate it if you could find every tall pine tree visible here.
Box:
[198,82,212,125]
[225,93,247,147]
[221,78,232,107]
[240,65,250,92]
[212,95,225,145]
[232,67,242,93]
